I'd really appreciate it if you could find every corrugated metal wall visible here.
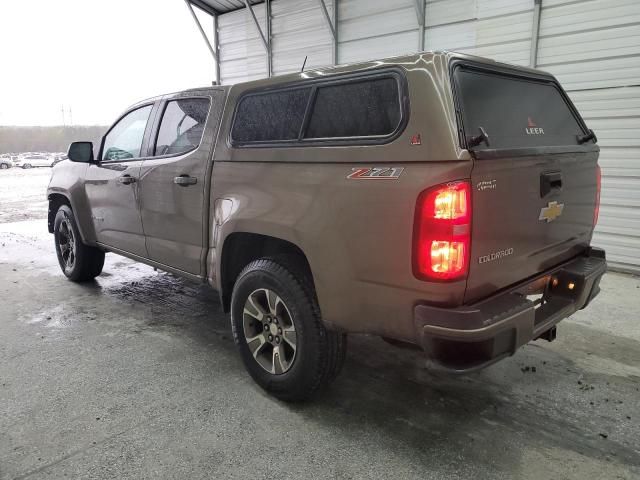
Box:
[338,0,419,63]
[218,3,268,84]
[424,0,533,66]
[537,0,640,272]
[272,0,334,74]
[216,0,640,272]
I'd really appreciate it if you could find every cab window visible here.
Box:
[154,98,211,156]
[102,105,153,161]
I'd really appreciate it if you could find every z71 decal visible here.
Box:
[347,167,404,180]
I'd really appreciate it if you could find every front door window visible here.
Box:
[102,105,152,161]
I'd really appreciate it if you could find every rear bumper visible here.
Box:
[414,248,606,372]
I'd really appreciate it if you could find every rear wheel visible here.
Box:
[0,163,8,169]
[23,164,32,169]
[54,205,105,282]
[231,257,347,402]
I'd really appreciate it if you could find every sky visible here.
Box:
[0,0,216,126]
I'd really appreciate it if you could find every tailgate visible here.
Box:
[451,61,600,303]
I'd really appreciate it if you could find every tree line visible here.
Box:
[0,126,107,154]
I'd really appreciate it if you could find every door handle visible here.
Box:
[540,171,562,197]
[118,174,136,185]
[174,175,197,187]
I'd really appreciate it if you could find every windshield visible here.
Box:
[454,66,586,150]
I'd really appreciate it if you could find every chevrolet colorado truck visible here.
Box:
[47,52,606,401]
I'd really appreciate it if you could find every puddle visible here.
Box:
[23,304,97,329]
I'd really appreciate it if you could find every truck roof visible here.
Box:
[128,50,552,111]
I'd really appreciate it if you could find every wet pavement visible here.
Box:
[0,168,50,223]
[1,175,640,479]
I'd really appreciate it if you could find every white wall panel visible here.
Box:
[546,57,640,91]
[539,0,640,271]
[218,5,268,85]
[425,0,475,27]
[540,0,640,36]
[537,24,640,66]
[424,0,533,66]
[271,0,333,75]
[337,0,419,63]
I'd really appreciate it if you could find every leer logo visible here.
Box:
[526,117,545,135]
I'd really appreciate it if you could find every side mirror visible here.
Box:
[68,141,94,163]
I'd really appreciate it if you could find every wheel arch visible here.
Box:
[47,192,95,246]
[47,193,71,233]
[218,232,315,313]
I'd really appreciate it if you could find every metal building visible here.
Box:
[185,0,640,273]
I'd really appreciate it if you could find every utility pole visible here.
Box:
[61,105,66,126]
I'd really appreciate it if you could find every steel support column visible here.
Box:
[266,0,272,77]
[243,0,271,77]
[332,0,338,64]
[184,0,218,66]
[317,0,337,64]
[213,13,221,84]
[530,0,542,67]
[414,0,425,51]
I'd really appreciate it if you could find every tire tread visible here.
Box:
[231,256,346,401]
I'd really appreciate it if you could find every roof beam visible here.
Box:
[184,0,218,64]
[187,0,219,16]
[317,0,336,41]
[243,0,269,51]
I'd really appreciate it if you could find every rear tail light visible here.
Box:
[594,165,601,227]
[413,181,471,281]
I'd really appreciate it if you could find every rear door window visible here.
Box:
[454,67,585,150]
[304,77,401,139]
[154,98,211,156]
[231,88,311,143]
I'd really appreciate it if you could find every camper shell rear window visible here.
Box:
[451,63,589,152]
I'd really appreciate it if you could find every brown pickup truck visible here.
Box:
[48,51,606,401]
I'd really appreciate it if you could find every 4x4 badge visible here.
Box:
[539,201,564,222]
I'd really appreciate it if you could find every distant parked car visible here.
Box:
[51,154,68,166]
[14,154,53,168]
[0,157,13,169]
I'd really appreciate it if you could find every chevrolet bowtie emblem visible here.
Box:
[539,201,564,223]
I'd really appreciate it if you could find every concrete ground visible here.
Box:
[1,169,639,479]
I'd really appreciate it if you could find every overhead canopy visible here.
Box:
[188,0,264,15]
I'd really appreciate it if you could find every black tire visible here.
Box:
[231,257,347,402]
[0,163,8,169]
[23,164,31,169]
[54,205,105,282]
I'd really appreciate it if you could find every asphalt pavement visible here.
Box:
[1,169,639,479]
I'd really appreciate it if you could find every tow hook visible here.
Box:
[537,326,557,342]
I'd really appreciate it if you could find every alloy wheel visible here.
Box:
[242,288,297,374]
[57,215,76,273]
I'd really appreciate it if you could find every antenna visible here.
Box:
[301,55,308,72]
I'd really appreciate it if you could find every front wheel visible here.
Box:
[0,163,8,170]
[54,205,105,282]
[23,164,32,169]
[231,258,346,402]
